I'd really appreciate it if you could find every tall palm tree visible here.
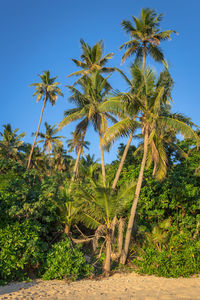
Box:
[0,124,25,161]
[119,65,200,264]
[120,8,177,69]
[68,39,115,85]
[102,66,173,190]
[27,70,63,169]
[59,72,117,186]
[35,122,64,175]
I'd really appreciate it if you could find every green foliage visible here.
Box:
[0,221,47,285]
[0,158,63,239]
[133,231,200,277]
[42,238,93,280]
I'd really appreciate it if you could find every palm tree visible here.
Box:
[35,122,64,175]
[67,132,90,156]
[80,154,99,167]
[23,143,47,171]
[59,71,117,186]
[102,67,173,189]
[120,8,177,69]
[68,39,115,85]
[67,132,90,179]
[119,65,200,264]
[36,122,64,153]
[52,145,72,173]
[74,174,135,275]
[0,124,25,161]
[27,70,63,169]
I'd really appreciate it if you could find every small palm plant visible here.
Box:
[74,173,135,275]
[54,187,80,236]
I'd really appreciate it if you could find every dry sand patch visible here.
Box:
[0,272,200,300]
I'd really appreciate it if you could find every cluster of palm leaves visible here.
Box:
[1,8,199,275]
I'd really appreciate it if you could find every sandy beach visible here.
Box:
[0,272,200,300]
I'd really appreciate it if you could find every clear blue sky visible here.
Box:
[1,0,200,163]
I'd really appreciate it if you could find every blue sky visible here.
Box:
[1,0,200,163]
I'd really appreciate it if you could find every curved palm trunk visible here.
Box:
[27,96,47,169]
[71,130,86,182]
[112,132,133,190]
[99,133,106,187]
[120,130,149,264]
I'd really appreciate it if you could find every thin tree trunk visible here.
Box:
[27,96,47,169]
[118,217,125,258]
[104,231,111,276]
[71,130,86,182]
[111,215,117,243]
[142,45,146,72]
[49,149,53,176]
[112,132,133,190]
[99,132,106,187]
[120,130,149,264]
[71,147,82,182]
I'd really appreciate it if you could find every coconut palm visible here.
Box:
[34,122,64,175]
[102,66,174,190]
[27,70,63,169]
[120,8,177,69]
[67,132,90,178]
[68,39,115,85]
[59,71,117,186]
[80,154,99,167]
[0,124,25,161]
[35,122,64,154]
[52,145,72,173]
[23,143,46,171]
[67,132,90,155]
[119,65,200,264]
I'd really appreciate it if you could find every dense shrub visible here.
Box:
[42,238,93,281]
[0,221,47,285]
[133,232,200,277]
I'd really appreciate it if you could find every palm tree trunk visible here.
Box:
[104,231,111,276]
[120,130,149,264]
[112,132,133,190]
[49,151,53,176]
[71,130,86,182]
[118,217,125,258]
[27,96,47,169]
[71,147,82,182]
[99,132,106,187]
[142,44,146,72]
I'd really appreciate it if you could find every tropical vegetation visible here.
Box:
[0,8,200,285]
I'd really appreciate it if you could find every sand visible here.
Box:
[0,272,200,300]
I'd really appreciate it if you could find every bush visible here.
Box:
[0,221,47,285]
[42,238,93,281]
[133,232,200,277]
